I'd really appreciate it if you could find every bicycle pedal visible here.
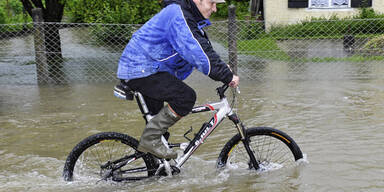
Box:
[157,165,180,176]
[170,165,180,175]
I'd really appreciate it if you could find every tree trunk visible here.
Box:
[20,0,66,83]
[44,23,64,82]
[43,1,65,83]
[21,0,66,83]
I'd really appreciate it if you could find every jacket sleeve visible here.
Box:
[167,6,233,84]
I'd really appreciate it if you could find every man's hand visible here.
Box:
[229,75,239,88]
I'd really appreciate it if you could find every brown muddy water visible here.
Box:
[1,72,384,192]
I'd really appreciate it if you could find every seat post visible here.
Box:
[134,92,153,123]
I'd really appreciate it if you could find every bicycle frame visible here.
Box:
[175,94,233,168]
[133,85,256,170]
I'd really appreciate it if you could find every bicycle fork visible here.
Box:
[228,114,260,170]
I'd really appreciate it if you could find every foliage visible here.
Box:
[0,6,5,24]
[362,34,384,55]
[0,0,32,33]
[364,35,384,49]
[238,36,384,62]
[238,21,264,40]
[358,7,380,19]
[302,55,384,62]
[65,0,161,24]
[0,0,31,24]
[64,0,161,44]
[213,0,250,19]
[267,9,384,40]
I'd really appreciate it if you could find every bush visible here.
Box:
[238,21,264,40]
[268,13,384,39]
[357,8,379,19]
[0,0,29,24]
[214,1,250,19]
[363,35,384,55]
[65,0,161,24]
[0,7,5,24]
[65,0,161,45]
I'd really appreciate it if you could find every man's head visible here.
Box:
[193,0,226,19]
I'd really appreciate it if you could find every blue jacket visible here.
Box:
[117,0,233,84]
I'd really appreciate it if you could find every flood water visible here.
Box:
[1,28,384,191]
[1,71,384,191]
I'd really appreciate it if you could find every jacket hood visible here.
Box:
[162,0,206,22]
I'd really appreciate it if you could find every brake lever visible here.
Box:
[231,86,240,95]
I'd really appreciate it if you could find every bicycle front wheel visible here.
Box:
[217,127,303,172]
[63,132,158,182]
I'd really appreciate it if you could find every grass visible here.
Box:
[237,37,384,62]
[307,55,384,62]
[238,38,290,61]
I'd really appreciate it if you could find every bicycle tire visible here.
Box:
[217,127,303,171]
[63,132,158,182]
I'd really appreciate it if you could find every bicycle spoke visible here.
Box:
[250,135,296,169]
[73,139,149,181]
[224,133,298,172]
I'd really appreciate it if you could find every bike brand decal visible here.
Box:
[194,115,218,146]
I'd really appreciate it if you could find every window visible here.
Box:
[309,0,350,8]
[288,0,372,8]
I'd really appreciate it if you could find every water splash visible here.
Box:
[296,153,309,165]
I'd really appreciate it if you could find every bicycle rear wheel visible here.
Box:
[217,127,303,172]
[63,132,158,182]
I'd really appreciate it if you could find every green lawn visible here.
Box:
[238,38,290,61]
[238,37,384,62]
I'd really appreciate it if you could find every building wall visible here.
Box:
[264,0,384,29]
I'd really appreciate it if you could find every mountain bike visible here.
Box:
[63,83,304,182]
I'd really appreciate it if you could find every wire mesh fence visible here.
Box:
[206,18,384,81]
[1,17,384,85]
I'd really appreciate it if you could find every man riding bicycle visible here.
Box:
[117,0,239,160]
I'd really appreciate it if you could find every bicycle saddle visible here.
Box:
[114,82,134,100]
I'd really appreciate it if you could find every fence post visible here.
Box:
[228,5,238,75]
[32,8,50,84]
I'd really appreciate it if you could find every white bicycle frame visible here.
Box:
[175,95,233,168]
[135,90,234,169]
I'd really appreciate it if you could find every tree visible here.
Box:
[20,0,65,22]
[20,0,66,83]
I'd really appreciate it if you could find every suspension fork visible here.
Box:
[228,114,260,170]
